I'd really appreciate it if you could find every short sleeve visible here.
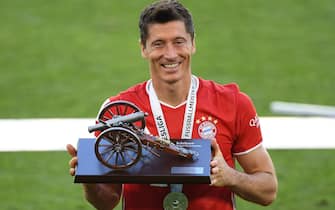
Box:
[232,92,262,155]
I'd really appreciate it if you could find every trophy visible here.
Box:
[76,101,210,184]
[75,100,211,209]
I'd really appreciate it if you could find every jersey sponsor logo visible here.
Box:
[196,116,218,139]
[249,115,260,128]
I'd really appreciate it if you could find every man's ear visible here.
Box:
[191,37,196,54]
[140,40,147,58]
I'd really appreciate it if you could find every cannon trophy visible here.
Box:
[88,100,199,170]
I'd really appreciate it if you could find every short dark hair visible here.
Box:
[139,0,195,46]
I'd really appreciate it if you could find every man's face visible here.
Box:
[141,20,196,84]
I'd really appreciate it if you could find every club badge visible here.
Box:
[197,116,218,139]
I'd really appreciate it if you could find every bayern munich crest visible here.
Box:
[196,116,218,139]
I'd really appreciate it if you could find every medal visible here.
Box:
[163,192,188,210]
[147,75,199,209]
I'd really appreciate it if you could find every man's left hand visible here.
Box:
[210,139,234,187]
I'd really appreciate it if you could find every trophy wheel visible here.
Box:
[98,100,145,130]
[95,127,142,169]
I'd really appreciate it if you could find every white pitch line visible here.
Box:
[270,101,335,117]
[0,118,95,151]
[0,117,334,151]
[260,117,335,149]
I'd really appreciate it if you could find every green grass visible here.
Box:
[0,0,334,117]
[0,151,92,210]
[237,150,335,210]
[0,0,335,209]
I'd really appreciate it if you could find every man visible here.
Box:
[67,0,278,209]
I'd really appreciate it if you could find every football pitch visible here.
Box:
[0,0,334,209]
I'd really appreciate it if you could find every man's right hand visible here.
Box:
[66,144,78,176]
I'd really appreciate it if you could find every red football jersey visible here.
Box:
[99,77,262,210]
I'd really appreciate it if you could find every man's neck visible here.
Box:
[152,77,191,107]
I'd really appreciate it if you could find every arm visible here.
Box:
[66,144,122,210]
[210,140,277,206]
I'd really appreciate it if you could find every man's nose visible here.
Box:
[163,44,178,59]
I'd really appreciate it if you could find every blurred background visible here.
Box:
[0,0,334,209]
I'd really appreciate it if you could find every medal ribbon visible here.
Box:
[147,75,199,140]
[146,75,199,196]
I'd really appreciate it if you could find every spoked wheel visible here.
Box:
[95,127,142,169]
[98,100,145,130]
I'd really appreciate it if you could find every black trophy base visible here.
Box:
[74,138,211,184]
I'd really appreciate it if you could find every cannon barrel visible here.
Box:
[88,111,147,133]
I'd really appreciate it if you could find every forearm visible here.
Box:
[228,169,277,206]
[83,183,122,210]
[210,141,277,205]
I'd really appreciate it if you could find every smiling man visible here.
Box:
[140,15,196,107]
[67,1,278,209]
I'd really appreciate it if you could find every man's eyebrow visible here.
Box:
[152,39,164,42]
[175,37,187,41]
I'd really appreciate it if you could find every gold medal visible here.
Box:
[163,192,188,210]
